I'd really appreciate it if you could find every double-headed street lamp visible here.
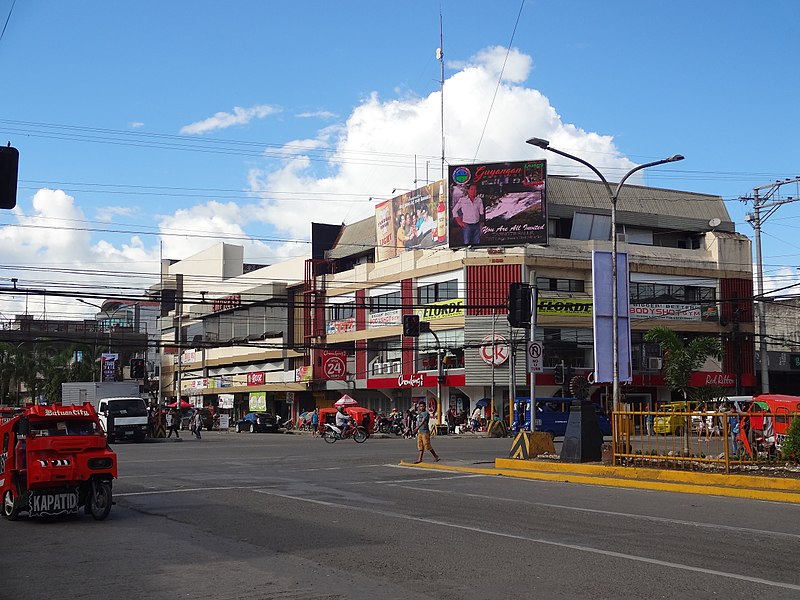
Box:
[525,137,684,413]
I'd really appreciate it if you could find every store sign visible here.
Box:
[397,373,425,388]
[689,372,736,387]
[212,294,241,313]
[327,318,356,335]
[368,309,401,328]
[479,334,509,366]
[218,394,234,409]
[537,298,592,316]
[321,350,347,380]
[418,298,464,321]
[249,392,266,412]
[247,371,265,386]
[295,366,313,383]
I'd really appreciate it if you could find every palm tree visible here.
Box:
[644,327,723,450]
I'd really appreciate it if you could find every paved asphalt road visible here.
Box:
[4,431,800,600]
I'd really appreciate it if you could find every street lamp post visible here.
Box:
[77,299,126,353]
[525,138,683,414]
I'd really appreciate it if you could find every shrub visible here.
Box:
[780,416,800,462]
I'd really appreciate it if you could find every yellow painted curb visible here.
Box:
[398,460,800,504]
[495,458,800,492]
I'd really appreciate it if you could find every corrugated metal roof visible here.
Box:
[326,216,376,259]
[327,176,733,260]
[547,176,733,232]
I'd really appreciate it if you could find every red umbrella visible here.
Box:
[166,400,192,409]
[334,394,359,407]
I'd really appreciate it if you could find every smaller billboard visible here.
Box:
[448,160,547,248]
[375,181,448,261]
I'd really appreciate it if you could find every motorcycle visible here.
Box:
[388,418,405,436]
[323,423,368,444]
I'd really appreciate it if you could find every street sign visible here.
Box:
[527,341,543,373]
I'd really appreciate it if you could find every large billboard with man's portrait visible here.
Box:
[448,160,548,248]
[374,181,448,262]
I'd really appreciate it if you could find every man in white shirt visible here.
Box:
[452,184,484,245]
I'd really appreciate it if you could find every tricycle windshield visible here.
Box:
[29,419,102,437]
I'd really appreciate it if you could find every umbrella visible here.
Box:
[166,400,192,409]
[475,398,491,408]
[334,394,359,407]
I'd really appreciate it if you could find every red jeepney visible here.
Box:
[1,403,117,521]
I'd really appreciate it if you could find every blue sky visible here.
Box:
[0,0,799,320]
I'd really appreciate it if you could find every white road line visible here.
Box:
[116,486,250,497]
[393,484,800,541]
[367,474,484,484]
[251,488,800,593]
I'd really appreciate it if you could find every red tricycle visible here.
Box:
[0,403,117,521]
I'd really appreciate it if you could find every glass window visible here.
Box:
[369,291,401,314]
[417,279,459,304]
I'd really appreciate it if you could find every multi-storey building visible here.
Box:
[157,172,755,424]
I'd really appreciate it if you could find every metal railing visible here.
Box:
[612,410,799,474]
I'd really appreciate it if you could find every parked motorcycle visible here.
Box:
[323,423,368,443]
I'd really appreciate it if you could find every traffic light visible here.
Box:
[130,358,146,379]
[0,146,19,210]
[554,363,564,385]
[402,314,421,337]
[507,282,532,328]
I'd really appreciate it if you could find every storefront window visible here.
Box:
[416,329,464,371]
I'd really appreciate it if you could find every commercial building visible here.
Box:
[156,169,755,423]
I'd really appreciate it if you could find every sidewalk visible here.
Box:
[398,456,800,504]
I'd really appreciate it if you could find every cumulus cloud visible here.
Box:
[180,104,280,135]
[0,46,640,318]
[0,190,161,318]
[247,46,634,239]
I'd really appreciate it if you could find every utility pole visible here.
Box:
[742,176,800,394]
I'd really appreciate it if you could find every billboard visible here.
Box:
[374,181,448,262]
[448,160,547,248]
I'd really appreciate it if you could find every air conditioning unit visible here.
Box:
[371,362,382,376]
[382,362,393,374]
[647,357,663,370]
[616,233,627,243]
[392,362,402,373]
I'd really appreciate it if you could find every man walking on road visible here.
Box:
[413,400,440,464]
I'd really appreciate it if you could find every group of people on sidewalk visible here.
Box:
[165,407,203,440]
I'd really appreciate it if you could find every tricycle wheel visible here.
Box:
[89,480,112,521]
[323,430,337,443]
[2,488,21,521]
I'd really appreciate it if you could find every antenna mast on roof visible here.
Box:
[437,9,445,182]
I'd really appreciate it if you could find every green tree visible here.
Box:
[0,343,16,403]
[644,327,723,450]
[780,416,800,463]
[644,327,723,401]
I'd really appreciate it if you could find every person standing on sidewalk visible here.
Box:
[311,407,319,437]
[167,408,181,439]
[191,411,202,440]
[413,400,440,464]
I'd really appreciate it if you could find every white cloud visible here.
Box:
[180,104,280,135]
[0,46,639,318]
[95,206,135,223]
[247,46,634,239]
[129,121,145,129]
[296,110,337,119]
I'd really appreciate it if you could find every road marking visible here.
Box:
[116,486,251,497]
[393,485,800,541]
[366,474,484,484]
[251,489,800,592]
